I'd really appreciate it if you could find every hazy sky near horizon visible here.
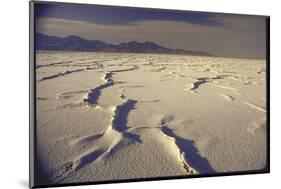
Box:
[35,3,267,58]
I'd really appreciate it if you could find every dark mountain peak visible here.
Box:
[66,35,81,39]
[124,41,161,47]
[118,41,144,47]
[128,41,139,44]
[35,33,212,56]
[144,41,165,48]
[36,33,113,51]
[65,35,84,41]
[116,41,167,52]
[143,41,156,45]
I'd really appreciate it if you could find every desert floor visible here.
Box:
[35,51,267,184]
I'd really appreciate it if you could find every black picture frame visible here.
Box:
[29,1,270,188]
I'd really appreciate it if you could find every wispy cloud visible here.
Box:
[35,3,221,26]
[36,15,266,58]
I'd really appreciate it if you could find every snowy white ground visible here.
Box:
[35,51,267,184]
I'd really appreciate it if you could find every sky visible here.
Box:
[35,2,267,58]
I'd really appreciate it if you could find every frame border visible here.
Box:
[29,1,270,188]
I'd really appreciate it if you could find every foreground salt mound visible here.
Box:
[36,52,267,184]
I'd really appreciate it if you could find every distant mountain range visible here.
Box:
[36,33,213,56]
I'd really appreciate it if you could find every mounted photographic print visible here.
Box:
[29,0,270,188]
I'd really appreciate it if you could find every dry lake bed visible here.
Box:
[35,51,267,184]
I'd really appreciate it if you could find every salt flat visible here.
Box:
[35,51,267,184]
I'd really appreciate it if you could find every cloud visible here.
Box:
[36,16,266,58]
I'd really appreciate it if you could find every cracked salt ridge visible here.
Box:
[83,82,114,107]
[50,96,140,182]
[187,75,227,93]
[243,101,266,113]
[39,63,105,82]
[83,72,115,107]
[169,71,185,77]
[103,98,141,157]
[190,77,210,91]
[83,66,139,106]
[51,63,214,180]
[37,58,117,69]
[55,90,88,100]
[159,117,215,174]
[39,68,85,81]
[50,148,105,183]
[129,116,215,175]
[38,59,121,81]
[219,94,234,102]
[49,68,142,181]
[36,60,73,69]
